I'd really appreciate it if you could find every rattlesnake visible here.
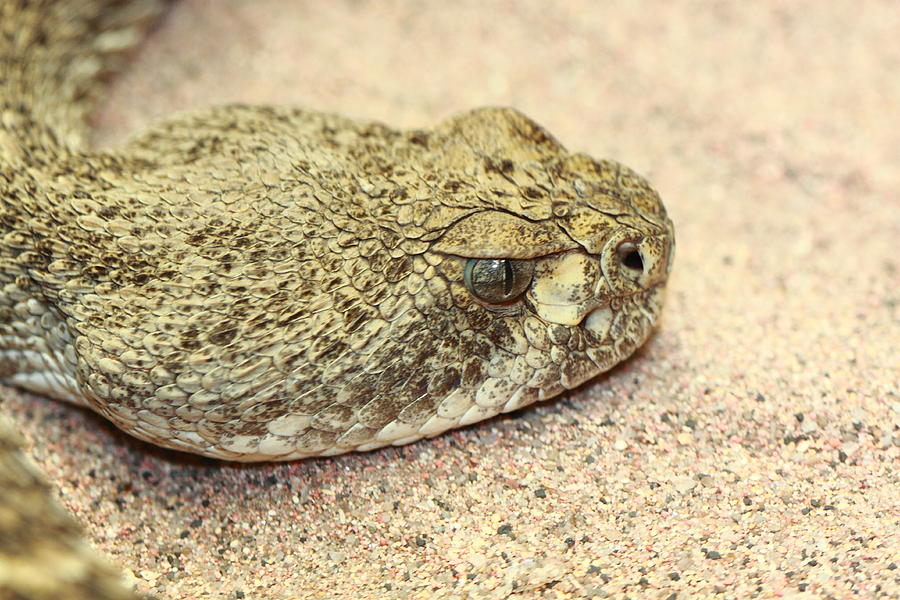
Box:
[0,1,674,598]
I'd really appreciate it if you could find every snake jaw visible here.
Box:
[385,286,665,454]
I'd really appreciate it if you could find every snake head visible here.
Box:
[194,107,678,457]
[32,105,672,461]
[414,107,675,428]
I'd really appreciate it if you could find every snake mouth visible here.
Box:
[583,303,614,339]
[565,286,665,388]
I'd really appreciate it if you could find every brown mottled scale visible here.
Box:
[0,0,673,598]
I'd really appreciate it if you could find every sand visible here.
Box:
[4,1,898,598]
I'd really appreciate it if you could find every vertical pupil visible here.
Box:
[503,260,514,296]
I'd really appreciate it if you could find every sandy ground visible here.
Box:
[4,0,899,598]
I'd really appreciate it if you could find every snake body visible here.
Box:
[0,1,673,597]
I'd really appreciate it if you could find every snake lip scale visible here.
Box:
[0,1,673,598]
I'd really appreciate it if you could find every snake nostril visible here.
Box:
[616,241,643,272]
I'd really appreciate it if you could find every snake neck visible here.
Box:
[0,0,170,152]
[0,2,169,407]
[0,0,169,278]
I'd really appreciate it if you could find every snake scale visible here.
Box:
[0,1,674,598]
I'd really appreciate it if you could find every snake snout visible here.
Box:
[620,234,671,289]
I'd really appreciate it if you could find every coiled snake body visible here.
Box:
[0,1,673,598]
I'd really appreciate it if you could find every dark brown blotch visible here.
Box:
[207,325,237,346]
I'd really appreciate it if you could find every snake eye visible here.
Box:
[464,258,534,304]
[616,241,644,273]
